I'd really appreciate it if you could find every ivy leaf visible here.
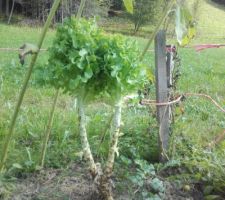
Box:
[123,0,134,14]
[175,3,196,46]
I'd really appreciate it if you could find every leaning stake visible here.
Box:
[39,89,60,168]
[0,0,62,172]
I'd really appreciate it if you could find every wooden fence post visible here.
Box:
[155,30,170,161]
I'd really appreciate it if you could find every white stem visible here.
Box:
[77,97,96,177]
[105,98,122,176]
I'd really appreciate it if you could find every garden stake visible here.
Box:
[39,89,60,168]
[0,0,62,172]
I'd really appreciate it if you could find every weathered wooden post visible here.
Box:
[155,30,170,161]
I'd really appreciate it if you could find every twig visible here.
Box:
[185,93,225,113]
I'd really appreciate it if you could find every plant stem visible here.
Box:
[39,89,60,168]
[139,0,175,61]
[0,0,62,173]
[99,98,122,200]
[77,96,97,177]
[105,99,122,175]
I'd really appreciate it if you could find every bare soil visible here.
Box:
[8,162,204,200]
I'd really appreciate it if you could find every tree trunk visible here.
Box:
[77,96,97,178]
[0,0,3,14]
[6,0,10,17]
[7,0,15,24]
[98,98,122,200]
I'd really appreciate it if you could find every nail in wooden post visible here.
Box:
[155,30,170,161]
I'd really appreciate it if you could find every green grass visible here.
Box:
[0,0,225,198]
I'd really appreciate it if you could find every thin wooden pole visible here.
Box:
[0,0,62,173]
[39,89,60,168]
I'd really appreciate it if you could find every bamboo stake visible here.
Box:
[0,0,62,172]
[39,89,60,168]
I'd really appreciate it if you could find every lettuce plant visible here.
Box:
[44,17,146,199]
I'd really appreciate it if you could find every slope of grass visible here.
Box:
[196,0,225,42]
[0,0,224,198]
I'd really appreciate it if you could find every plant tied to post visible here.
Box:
[44,17,147,199]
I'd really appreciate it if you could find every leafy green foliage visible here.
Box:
[43,18,146,103]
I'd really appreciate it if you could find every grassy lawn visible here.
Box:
[0,0,224,199]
